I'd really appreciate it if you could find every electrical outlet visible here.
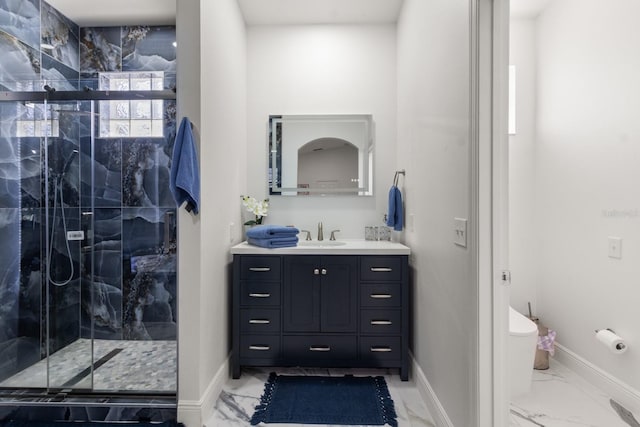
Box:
[608,236,622,259]
[454,218,467,247]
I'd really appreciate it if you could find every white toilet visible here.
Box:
[509,306,539,397]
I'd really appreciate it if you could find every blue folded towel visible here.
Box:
[170,117,200,214]
[248,236,299,248]
[246,225,300,239]
[386,185,403,231]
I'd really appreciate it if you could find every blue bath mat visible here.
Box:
[250,373,397,426]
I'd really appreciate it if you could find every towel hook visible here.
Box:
[393,169,405,187]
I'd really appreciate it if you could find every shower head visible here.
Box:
[61,150,78,176]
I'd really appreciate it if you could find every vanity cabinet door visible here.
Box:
[283,256,320,332]
[283,255,357,333]
[319,256,357,333]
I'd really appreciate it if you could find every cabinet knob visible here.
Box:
[314,268,320,275]
[321,268,327,275]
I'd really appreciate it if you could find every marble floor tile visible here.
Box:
[206,367,436,427]
[510,359,632,427]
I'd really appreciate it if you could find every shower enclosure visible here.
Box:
[0,79,177,396]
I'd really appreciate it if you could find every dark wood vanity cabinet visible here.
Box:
[232,254,409,380]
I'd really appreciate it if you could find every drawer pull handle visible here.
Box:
[371,346,393,353]
[370,320,393,325]
[249,293,271,298]
[370,294,392,299]
[249,345,270,351]
[249,267,271,272]
[370,267,393,272]
[309,346,331,352]
[249,319,270,324]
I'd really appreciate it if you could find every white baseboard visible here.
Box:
[411,354,454,427]
[554,342,640,416]
[178,357,229,427]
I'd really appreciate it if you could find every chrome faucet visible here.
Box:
[317,222,324,241]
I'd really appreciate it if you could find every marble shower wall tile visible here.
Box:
[80,27,122,78]
[82,137,122,208]
[81,208,123,340]
[19,137,43,209]
[0,0,40,49]
[122,26,176,74]
[41,54,78,90]
[0,30,40,91]
[0,208,21,349]
[122,207,176,341]
[40,1,79,72]
[122,137,173,208]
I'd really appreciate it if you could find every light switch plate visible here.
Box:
[608,236,622,259]
[454,218,467,247]
[408,213,415,232]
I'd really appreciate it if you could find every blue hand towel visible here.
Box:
[170,117,200,214]
[246,225,300,239]
[248,236,299,248]
[386,185,403,231]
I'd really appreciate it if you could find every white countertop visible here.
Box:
[230,239,410,255]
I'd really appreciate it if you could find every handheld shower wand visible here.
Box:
[47,149,79,287]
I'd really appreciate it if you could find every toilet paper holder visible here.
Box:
[595,328,627,352]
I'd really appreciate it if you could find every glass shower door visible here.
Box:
[44,100,95,390]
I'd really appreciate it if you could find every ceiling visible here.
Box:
[510,0,552,19]
[45,0,403,27]
[45,0,176,27]
[238,0,404,25]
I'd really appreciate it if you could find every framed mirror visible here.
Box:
[268,114,373,196]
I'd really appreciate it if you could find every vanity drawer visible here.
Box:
[283,335,357,360]
[240,256,281,281]
[360,336,402,361]
[360,310,402,334]
[240,309,281,333]
[240,281,281,306]
[239,335,281,359]
[360,257,402,282]
[360,284,401,308]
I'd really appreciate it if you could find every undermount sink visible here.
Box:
[298,240,347,247]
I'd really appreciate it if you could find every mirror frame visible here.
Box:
[268,114,373,196]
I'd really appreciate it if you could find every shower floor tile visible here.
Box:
[0,339,176,392]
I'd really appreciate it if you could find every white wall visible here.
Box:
[176,0,247,424]
[509,0,640,403]
[246,24,396,237]
[508,18,538,316]
[396,0,477,425]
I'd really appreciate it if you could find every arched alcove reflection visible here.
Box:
[297,137,359,194]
